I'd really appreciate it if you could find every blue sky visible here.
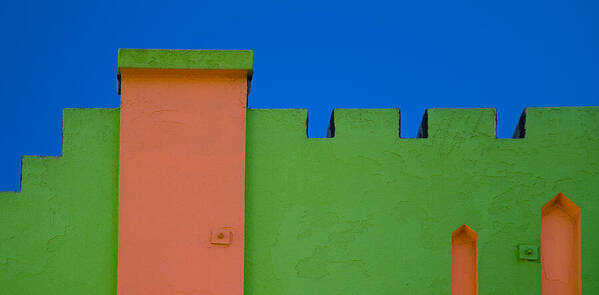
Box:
[1,0,597,190]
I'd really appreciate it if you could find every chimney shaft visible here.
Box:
[117,49,252,295]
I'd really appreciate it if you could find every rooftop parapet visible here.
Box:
[330,109,400,139]
[519,107,599,140]
[249,107,599,141]
[326,108,496,140]
[422,108,496,139]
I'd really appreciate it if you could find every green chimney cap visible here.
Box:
[117,49,253,93]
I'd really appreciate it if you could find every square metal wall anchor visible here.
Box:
[210,229,233,245]
[518,244,540,261]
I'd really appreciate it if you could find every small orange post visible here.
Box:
[541,193,581,295]
[452,224,478,295]
[117,49,252,295]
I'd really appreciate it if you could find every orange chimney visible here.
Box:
[117,49,252,295]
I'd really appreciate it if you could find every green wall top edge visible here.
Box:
[117,48,253,73]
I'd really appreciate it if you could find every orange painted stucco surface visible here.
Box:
[452,225,478,295]
[541,193,581,295]
[118,69,248,295]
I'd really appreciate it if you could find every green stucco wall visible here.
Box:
[0,109,119,294]
[244,107,599,294]
[1,106,598,294]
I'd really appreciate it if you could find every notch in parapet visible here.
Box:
[116,49,253,94]
[512,110,527,138]
[329,108,400,139]
[326,110,335,138]
[417,110,428,138]
[452,225,478,295]
[541,193,581,295]
[420,108,496,139]
[519,107,599,140]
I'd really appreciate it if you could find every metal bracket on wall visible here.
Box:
[210,228,233,246]
[518,244,540,261]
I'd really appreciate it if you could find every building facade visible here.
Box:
[1,49,598,295]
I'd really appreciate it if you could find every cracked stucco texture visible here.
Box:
[244,107,599,294]
[0,109,119,294]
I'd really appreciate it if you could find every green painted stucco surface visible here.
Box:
[0,109,119,294]
[244,107,599,294]
[1,106,598,294]
[117,49,253,74]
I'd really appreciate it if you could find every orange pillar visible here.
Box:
[117,49,252,295]
[541,193,581,295]
[452,224,478,295]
